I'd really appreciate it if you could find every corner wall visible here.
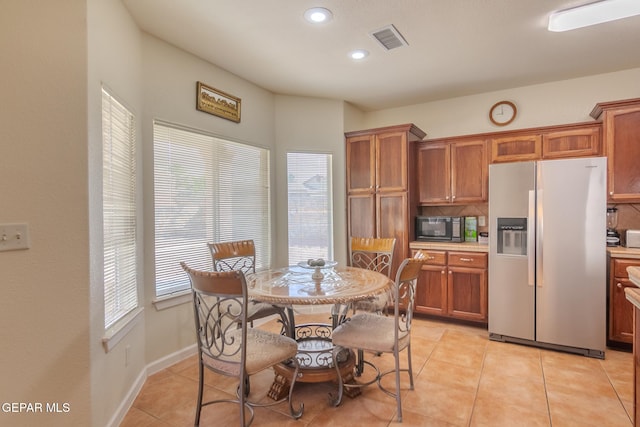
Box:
[0,1,91,426]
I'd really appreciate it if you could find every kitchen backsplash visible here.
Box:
[613,203,640,245]
[419,204,489,234]
[419,203,640,244]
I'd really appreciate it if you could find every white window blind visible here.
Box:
[153,122,271,296]
[287,152,333,264]
[102,87,138,328]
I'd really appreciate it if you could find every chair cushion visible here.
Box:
[247,302,284,322]
[202,328,298,376]
[332,313,409,354]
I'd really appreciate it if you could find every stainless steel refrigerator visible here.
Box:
[488,157,606,358]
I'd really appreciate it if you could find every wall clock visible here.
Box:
[489,101,517,126]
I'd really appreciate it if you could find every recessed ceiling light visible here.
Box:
[548,0,640,32]
[304,7,333,24]
[350,49,369,60]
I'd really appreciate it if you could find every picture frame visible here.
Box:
[196,81,241,123]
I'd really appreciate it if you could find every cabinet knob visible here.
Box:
[610,191,614,196]
[617,282,623,288]
[452,195,456,200]
[445,196,449,200]
[441,270,445,274]
[449,271,452,275]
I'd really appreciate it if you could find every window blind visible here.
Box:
[286,152,333,265]
[102,87,138,328]
[153,122,271,296]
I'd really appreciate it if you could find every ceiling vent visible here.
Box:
[370,24,409,51]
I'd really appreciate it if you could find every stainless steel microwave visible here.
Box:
[415,216,464,242]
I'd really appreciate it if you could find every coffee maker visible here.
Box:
[606,207,620,246]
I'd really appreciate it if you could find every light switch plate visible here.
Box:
[478,216,486,227]
[0,223,30,252]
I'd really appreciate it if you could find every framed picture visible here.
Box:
[196,81,241,123]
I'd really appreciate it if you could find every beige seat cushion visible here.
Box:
[203,328,298,376]
[332,313,409,354]
[247,301,283,322]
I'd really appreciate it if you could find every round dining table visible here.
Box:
[246,264,393,400]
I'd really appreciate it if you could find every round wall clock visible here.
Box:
[489,101,517,126]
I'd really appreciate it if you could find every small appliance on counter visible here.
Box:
[607,207,620,247]
[415,216,464,242]
[628,230,640,248]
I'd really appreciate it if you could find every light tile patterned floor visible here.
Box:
[121,314,633,426]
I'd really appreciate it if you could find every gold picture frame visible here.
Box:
[196,81,241,123]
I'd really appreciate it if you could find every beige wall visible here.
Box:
[87,0,145,425]
[0,1,91,426]
[4,1,640,425]
[139,33,280,365]
[274,96,348,267]
[362,68,640,139]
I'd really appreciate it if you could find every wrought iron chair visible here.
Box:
[349,236,396,314]
[329,253,426,423]
[181,262,304,426]
[347,237,396,375]
[208,240,288,328]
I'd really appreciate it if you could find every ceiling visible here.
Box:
[122,0,640,112]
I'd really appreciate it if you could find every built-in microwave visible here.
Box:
[415,216,464,242]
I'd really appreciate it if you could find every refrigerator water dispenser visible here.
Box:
[497,218,527,256]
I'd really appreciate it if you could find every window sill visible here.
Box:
[102,307,144,353]
[152,290,192,311]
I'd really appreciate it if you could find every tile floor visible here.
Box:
[121,314,634,426]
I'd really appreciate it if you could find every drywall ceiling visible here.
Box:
[122,0,640,111]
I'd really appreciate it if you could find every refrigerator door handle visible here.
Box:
[528,190,535,287]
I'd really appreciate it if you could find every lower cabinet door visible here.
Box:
[447,266,487,322]
[415,265,447,316]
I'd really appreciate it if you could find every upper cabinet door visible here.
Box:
[376,131,408,192]
[604,106,640,202]
[490,134,542,163]
[346,134,375,194]
[542,126,601,159]
[451,139,487,204]
[592,98,640,203]
[417,142,451,204]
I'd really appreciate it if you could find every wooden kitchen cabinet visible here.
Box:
[490,134,541,163]
[417,138,487,205]
[591,98,640,203]
[542,126,600,159]
[490,123,600,163]
[608,257,640,348]
[346,124,426,278]
[412,249,488,323]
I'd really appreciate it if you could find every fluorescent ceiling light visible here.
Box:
[350,50,369,60]
[548,0,640,32]
[304,7,333,24]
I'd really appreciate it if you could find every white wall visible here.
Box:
[362,68,640,139]
[0,1,91,426]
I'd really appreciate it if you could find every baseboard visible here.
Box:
[147,343,198,376]
[106,343,198,427]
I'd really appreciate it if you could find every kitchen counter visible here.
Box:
[410,241,489,253]
[625,267,640,308]
[608,246,640,259]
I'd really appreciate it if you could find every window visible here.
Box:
[102,87,138,328]
[153,121,271,296]
[286,152,333,264]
